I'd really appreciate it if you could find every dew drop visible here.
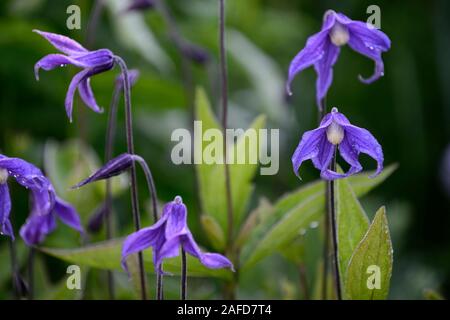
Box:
[309,221,319,229]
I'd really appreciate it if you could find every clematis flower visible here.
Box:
[286,10,391,109]
[292,107,383,180]
[121,196,234,274]
[34,30,115,122]
[0,155,83,245]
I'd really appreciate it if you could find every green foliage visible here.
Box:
[345,207,393,300]
[240,165,396,270]
[40,239,233,280]
[194,87,266,238]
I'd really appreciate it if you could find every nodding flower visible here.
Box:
[0,154,83,245]
[292,107,383,180]
[286,10,391,110]
[34,30,115,122]
[121,196,234,274]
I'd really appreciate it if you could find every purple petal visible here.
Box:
[311,135,335,171]
[154,236,182,273]
[164,202,188,239]
[292,127,326,178]
[182,232,234,271]
[0,183,14,239]
[74,153,135,188]
[54,197,83,233]
[33,30,87,55]
[65,69,91,122]
[19,212,56,246]
[313,40,340,108]
[286,12,338,96]
[0,157,49,190]
[78,78,103,113]
[87,203,107,233]
[121,215,168,272]
[74,49,114,68]
[338,137,363,175]
[34,54,91,80]
[342,124,384,177]
[346,22,390,84]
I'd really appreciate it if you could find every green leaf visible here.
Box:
[200,215,226,251]
[40,238,232,281]
[336,176,369,286]
[345,207,393,300]
[195,87,265,237]
[240,165,396,270]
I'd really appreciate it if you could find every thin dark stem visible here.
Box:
[329,150,342,300]
[181,248,187,300]
[219,0,234,249]
[103,85,121,300]
[27,248,35,300]
[133,155,162,300]
[114,56,147,300]
[320,99,329,300]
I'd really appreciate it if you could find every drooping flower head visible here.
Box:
[121,196,234,274]
[0,155,83,245]
[34,30,115,122]
[286,10,391,109]
[292,107,383,180]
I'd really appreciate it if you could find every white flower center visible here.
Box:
[330,23,349,46]
[326,121,345,145]
[174,195,183,204]
[0,168,8,184]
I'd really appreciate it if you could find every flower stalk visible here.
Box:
[328,149,342,299]
[113,56,147,300]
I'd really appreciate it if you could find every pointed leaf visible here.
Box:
[345,207,393,300]
[336,176,369,285]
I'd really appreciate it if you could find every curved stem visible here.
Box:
[86,0,104,49]
[114,56,147,300]
[219,0,234,250]
[133,155,162,300]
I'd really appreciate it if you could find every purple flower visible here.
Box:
[34,30,115,122]
[125,0,155,12]
[73,153,135,189]
[0,155,83,245]
[292,107,383,180]
[121,196,234,274]
[286,10,391,109]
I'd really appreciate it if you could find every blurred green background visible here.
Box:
[0,0,449,299]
